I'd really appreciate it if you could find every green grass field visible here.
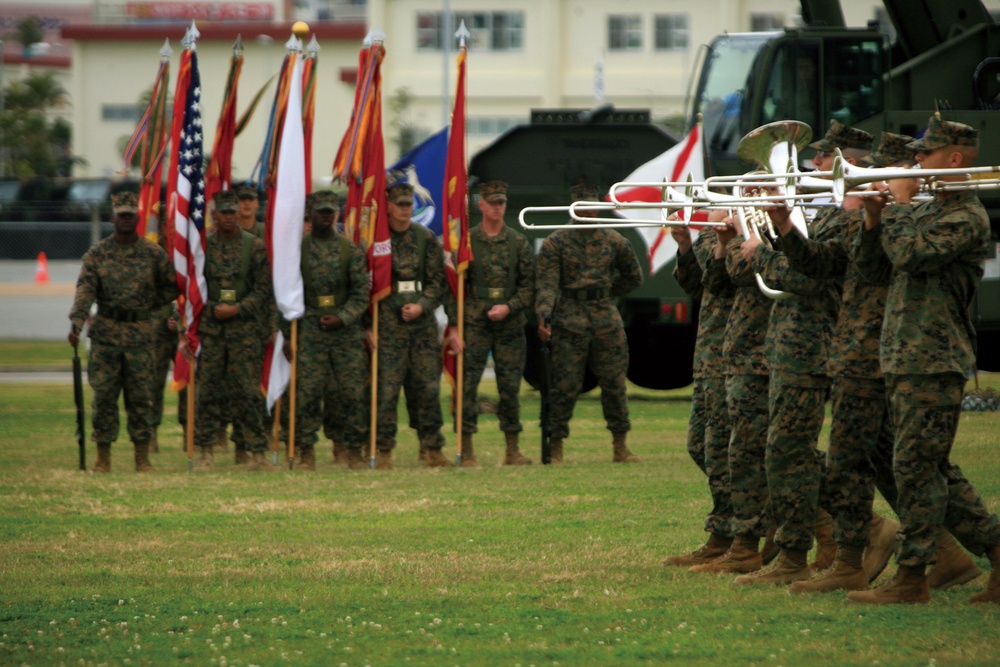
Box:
[1,351,999,666]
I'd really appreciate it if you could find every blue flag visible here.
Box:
[387,127,448,236]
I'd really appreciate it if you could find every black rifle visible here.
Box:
[539,318,553,465]
[72,335,86,471]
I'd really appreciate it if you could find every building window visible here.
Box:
[416,11,523,51]
[608,15,642,51]
[750,13,784,31]
[467,116,521,136]
[102,104,141,122]
[654,14,688,51]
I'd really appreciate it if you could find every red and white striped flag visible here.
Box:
[612,125,705,275]
[166,48,208,389]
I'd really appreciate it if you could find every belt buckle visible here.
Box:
[397,280,417,293]
[488,287,505,299]
[317,295,336,307]
[219,289,237,303]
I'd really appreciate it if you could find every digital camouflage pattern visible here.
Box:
[282,234,370,452]
[535,226,642,439]
[675,230,735,535]
[721,236,771,377]
[809,119,874,153]
[450,224,534,435]
[749,207,851,552]
[150,303,178,430]
[195,231,272,452]
[374,224,449,451]
[69,235,179,445]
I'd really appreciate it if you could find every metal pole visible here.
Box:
[442,0,450,128]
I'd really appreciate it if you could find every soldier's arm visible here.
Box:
[339,242,371,328]
[506,234,535,317]
[725,236,758,286]
[852,212,893,284]
[69,250,99,331]
[781,225,850,280]
[153,244,180,307]
[881,203,989,273]
[611,235,643,296]
[534,237,559,322]
[673,242,704,298]
[418,230,446,313]
[703,251,736,297]
[236,240,273,321]
[750,244,829,296]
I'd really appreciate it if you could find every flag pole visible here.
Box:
[455,277,465,466]
[368,305,380,469]
[288,319,298,468]
[271,397,282,465]
[186,359,196,471]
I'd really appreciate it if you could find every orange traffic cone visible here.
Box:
[35,252,50,284]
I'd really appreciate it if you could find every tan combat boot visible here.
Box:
[346,448,368,470]
[812,508,836,571]
[418,441,429,462]
[193,446,214,472]
[689,535,762,574]
[662,533,732,567]
[928,530,983,590]
[234,448,250,465]
[503,432,532,465]
[459,434,478,467]
[213,429,229,453]
[332,440,347,464]
[299,447,316,471]
[375,449,394,470]
[149,430,159,454]
[93,443,112,474]
[734,549,810,585]
[760,526,779,565]
[134,442,153,473]
[863,512,900,582]
[611,433,640,463]
[549,438,564,464]
[969,544,1000,604]
[789,545,868,594]
[245,451,278,471]
[846,564,930,604]
[425,448,454,468]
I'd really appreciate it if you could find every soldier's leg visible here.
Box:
[492,325,526,435]
[766,374,828,553]
[375,327,409,451]
[88,342,124,446]
[407,322,446,447]
[150,323,176,442]
[687,378,709,475]
[590,326,630,435]
[228,334,268,454]
[330,332,371,456]
[194,334,226,449]
[728,374,771,539]
[459,323,491,437]
[121,345,156,446]
[702,374,733,537]
[548,327,588,441]
[291,331,328,459]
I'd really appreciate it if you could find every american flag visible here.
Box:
[169,49,208,384]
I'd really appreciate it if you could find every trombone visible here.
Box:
[830,150,1000,203]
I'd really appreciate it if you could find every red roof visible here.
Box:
[62,21,367,43]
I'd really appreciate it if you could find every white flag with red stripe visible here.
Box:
[612,126,705,275]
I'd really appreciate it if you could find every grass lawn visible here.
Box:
[1,358,998,666]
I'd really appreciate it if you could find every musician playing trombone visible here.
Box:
[731,121,874,587]
[847,116,1000,606]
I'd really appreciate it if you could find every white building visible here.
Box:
[29,0,1000,179]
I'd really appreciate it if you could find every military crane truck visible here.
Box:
[468,108,696,391]
[687,0,1000,370]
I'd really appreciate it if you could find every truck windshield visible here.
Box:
[691,32,777,155]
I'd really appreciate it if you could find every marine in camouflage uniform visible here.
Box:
[733,121,874,585]
[187,190,274,470]
[446,181,535,467]
[848,117,1000,605]
[149,300,178,452]
[663,215,736,566]
[281,191,370,471]
[688,219,775,575]
[535,183,644,463]
[68,191,179,473]
[371,182,453,468]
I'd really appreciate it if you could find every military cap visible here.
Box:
[235,182,260,200]
[386,182,415,205]
[907,115,979,151]
[570,183,600,202]
[111,191,139,214]
[862,132,917,167]
[307,190,340,212]
[213,190,240,213]
[809,120,874,153]
[479,180,508,204]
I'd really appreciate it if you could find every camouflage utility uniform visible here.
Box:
[69,235,178,451]
[534,224,643,454]
[195,230,273,454]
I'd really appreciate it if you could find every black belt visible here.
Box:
[561,287,611,301]
[98,304,152,322]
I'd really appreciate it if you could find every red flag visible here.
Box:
[302,50,317,195]
[204,44,244,206]
[127,55,170,241]
[165,48,208,391]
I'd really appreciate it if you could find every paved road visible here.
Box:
[0,260,78,340]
